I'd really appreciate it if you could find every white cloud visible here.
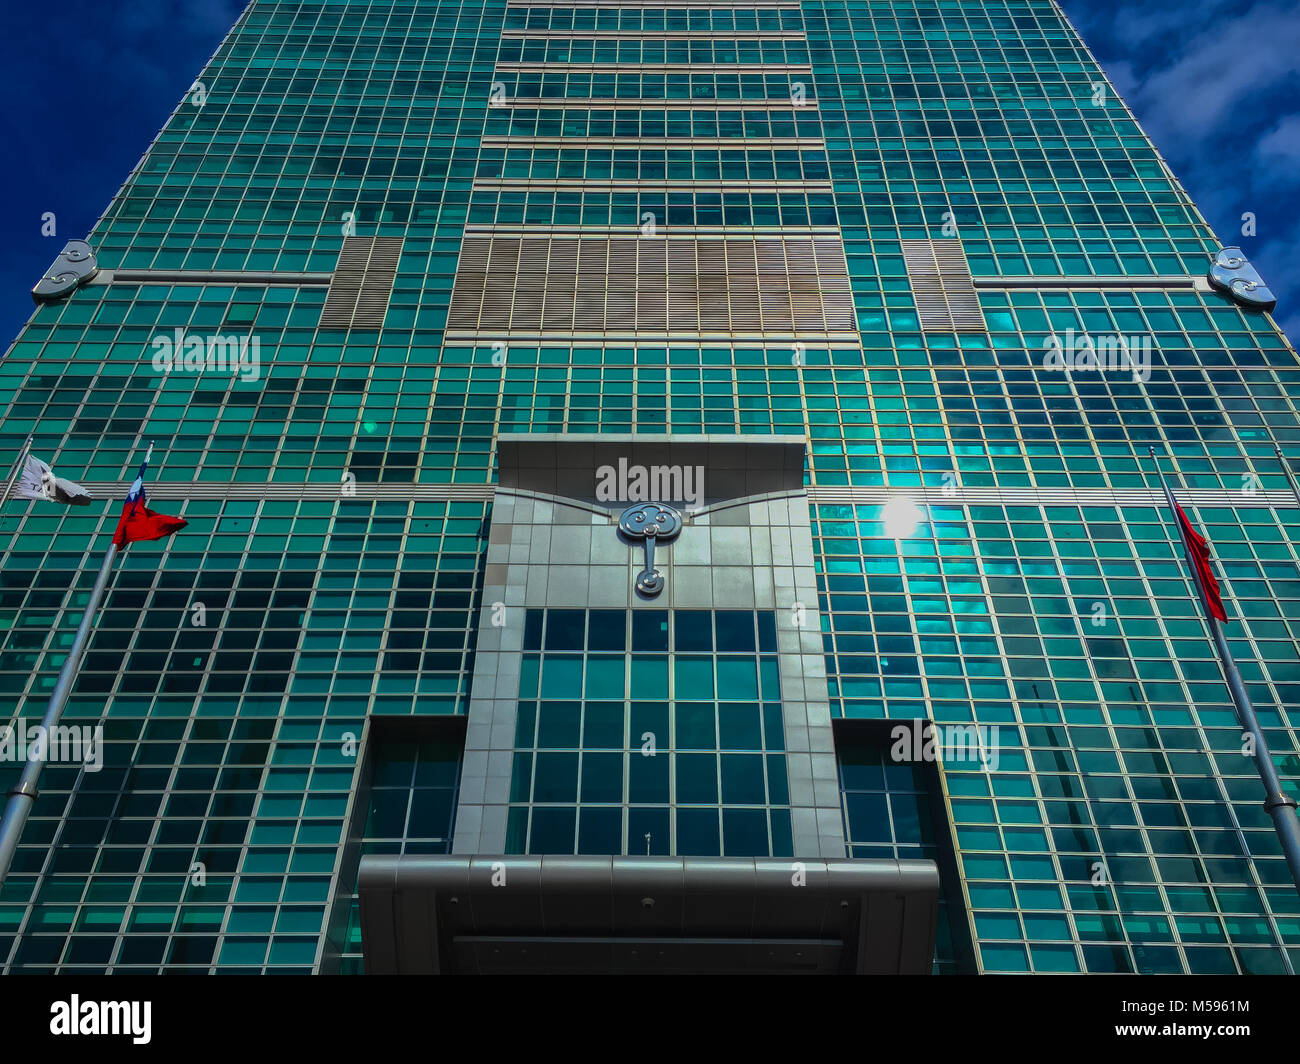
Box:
[1126,4,1300,142]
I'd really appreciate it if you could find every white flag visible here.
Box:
[13,454,91,506]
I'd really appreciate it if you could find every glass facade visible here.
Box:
[1,0,1298,975]
[508,607,792,857]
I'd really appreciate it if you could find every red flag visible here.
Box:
[1174,503,1227,622]
[112,488,187,550]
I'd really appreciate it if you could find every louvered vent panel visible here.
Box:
[320,236,402,329]
[697,241,730,331]
[445,235,859,338]
[932,240,984,328]
[576,239,609,324]
[447,237,489,326]
[319,239,369,328]
[901,238,986,332]
[725,240,760,332]
[757,239,793,331]
[637,239,668,332]
[607,239,638,328]
[668,241,699,331]
[542,238,577,331]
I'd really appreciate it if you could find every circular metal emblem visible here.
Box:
[618,502,682,541]
[618,503,682,597]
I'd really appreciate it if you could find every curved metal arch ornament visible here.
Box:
[1208,247,1276,312]
[618,502,682,597]
[32,240,99,303]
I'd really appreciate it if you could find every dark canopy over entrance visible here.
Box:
[359,855,938,975]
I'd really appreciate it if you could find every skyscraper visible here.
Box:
[2,0,1298,975]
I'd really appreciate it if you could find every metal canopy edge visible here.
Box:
[359,854,939,975]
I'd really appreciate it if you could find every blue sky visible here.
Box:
[0,0,246,352]
[1059,0,1300,342]
[0,0,1296,351]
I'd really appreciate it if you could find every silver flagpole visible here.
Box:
[0,436,36,560]
[0,436,33,504]
[1150,446,1300,898]
[0,542,118,883]
[1274,443,1300,508]
[0,441,154,884]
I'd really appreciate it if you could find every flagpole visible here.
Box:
[1275,443,1300,507]
[1149,446,1300,897]
[0,441,156,885]
[1,436,33,504]
[0,437,36,560]
[0,540,118,884]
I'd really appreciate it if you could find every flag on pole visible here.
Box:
[111,447,186,549]
[13,454,91,506]
[0,441,184,888]
[1172,502,1228,622]
[1148,447,1300,906]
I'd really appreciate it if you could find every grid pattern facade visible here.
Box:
[507,608,792,857]
[0,0,1297,975]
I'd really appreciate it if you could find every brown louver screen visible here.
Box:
[320,236,403,329]
[900,239,985,332]
[446,234,857,338]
